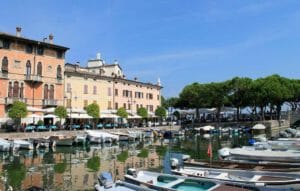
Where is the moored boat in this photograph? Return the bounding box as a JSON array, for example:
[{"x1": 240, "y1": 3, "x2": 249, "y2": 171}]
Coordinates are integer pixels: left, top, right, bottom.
[
  {"x1": 50, "y1": 135, "x2": 75, "y2": 146},
  {"x1": 13, "y1": 139, "x2": 34, "y2": 150},
  {"x1": 171, "y1": 166, "x2": 300, "y2": 189},
  {"x1": 218, "y1": 146, "x2": 300, "y2": 163},
  {"x1": 0, "y1": 138, "x2": 12, "y2": 152}
]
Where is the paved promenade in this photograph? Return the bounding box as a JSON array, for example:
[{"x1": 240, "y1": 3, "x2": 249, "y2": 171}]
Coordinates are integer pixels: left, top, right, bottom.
[{"x1": 0, "y1": 125, "x2": 181, "y2": 140}]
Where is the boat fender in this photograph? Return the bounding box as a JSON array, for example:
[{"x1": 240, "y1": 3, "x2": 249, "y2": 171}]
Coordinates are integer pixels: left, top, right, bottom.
[{"x1": 255, "y1": 182, "x2": 265, "y2": 187}]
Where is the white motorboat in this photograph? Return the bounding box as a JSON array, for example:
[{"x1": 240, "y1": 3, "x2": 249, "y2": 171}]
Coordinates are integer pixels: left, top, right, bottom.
[
  {"x1": 0, "y1": 139, "x2": 12, "y2": 151},
  {"x1": 124, "y1": 168, "x2": 264, "y2": 191},
  {"x1": 50, "y1": 135, "x2": 75, "y2": 146},
  {"x1": 219, "y1": 146, "x2": 300, "y2": 163},
  {"x1": 13, "y1": 140, "x2": 34, "y2": 150},
  {"x1": 172, "y1": 166, "x2": 300, "y2": 189},
  {"x1": 86, "y1": 130, "x2": 119, "y2": 143},
  {"x1": 74, "y1": 134, "x2": 87, "y2": 145}
]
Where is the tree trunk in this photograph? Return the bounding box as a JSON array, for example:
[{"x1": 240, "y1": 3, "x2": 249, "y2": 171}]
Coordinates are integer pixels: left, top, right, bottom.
[
  {"x1": 276, "y1": 103, "x2": 281, "y2": 120},
  {"x1": 260, "y1": 106, "x2": 264, "y2": 121},
  {"x1": 236, "y1": 107, "x2": 240, "y2": 121}
]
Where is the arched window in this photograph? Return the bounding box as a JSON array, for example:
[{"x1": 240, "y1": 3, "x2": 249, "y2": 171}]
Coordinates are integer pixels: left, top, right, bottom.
[
  {"x1": 13, "y1": 81, "x2": 19, "y2": 98},
  {"x1": 57, "y1": 65, "x2": 62, "y2": 79},
  {"x1": 20, "y1": 83, "x2": 24, "y2": 98},
  {"x1": 2, "y1": 57, "x2": 8, "y2": 72},
  {"x1": 49, "y1": 85, "x2": 54, "y2": 99},
  {"x1": 8, "y1": 82, "x2": 12, "y2": 97},
  {"x1": 26, "y1": 60, "x2": 31, "y2": 76},
  {"x1": 44, "y1": 84, "x2": 48, "y2": 99},
  {"x1": 37, "y1": 62, "x2": 42, "y2": 76}
]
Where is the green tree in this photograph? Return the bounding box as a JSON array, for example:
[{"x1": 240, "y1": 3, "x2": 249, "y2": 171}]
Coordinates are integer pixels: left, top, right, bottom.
[
  {"x1": 85, "y1": 103, "x2": 100, "y2": 128},
  {"x1": 155, "y1": 106, "x2": 166, "y2": 121},
  {"x1": 162, "y1": 96, "x2": 179, "y2": 109},
  {"x1": 228, "y1": 77, "x2": 253, "y2": 120},
  {"x1": 117, "y1": 107, "x2": 128, "y2": 118},
  {"x1": 54, "y1": 106, "x2": 67, "y2": 128},
  {"x1": 86, "y1": 156, "x2": 100, "y2": 171},
  {"x1": 8, "y1": 101, "x2": 27, "y2": 129},
  {"x1": 137, "y1": 107, "x2": 148, "y2": 119}
]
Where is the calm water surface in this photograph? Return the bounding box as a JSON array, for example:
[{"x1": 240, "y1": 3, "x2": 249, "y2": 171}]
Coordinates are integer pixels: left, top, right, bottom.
[{"x1": 0, "y1": 132, "x2": 251, "y2": 190}]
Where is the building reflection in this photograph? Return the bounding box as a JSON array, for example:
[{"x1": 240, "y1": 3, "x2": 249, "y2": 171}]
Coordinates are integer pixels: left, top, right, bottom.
[{"x1": 0, "y1": 140, "x2": 164, "y2": 190}]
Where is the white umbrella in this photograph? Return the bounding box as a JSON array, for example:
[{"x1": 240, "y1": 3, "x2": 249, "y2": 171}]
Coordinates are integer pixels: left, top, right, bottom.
[
  {"x1": 43, "y1": 114, "x2": 58, "y2": 118},
  {"x1": 27, "y1": 114, "x2": 42, "y2": 118}
]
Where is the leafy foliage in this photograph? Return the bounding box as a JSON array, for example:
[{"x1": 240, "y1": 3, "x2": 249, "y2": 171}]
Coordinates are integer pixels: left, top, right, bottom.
[
  {"x1": 117, "y1": 150, "x2": 129, "y2": 162},
  {"x1": 54, "y1": 106, "x2": 67, "y2": 119},
  {"x1": 4, "y1": 157, "x2": 26, "y2": 190},
  {"x1": 137, "y1": 148, "x2": 149, "y2": 158},
  {"x1": 8, "y1": 101, "x2": 27, "y2": 122},
  {"x1": 155, "y1": 106, "x2": 167, "y2": 119},
  {"x1": 85, "y1": 103, "x2": 100, "y2": 118},
  {"x1": 137, "y1": 107, "x2": 148, "y2": 118},
  {"x1": 54, "y1": 161, "x2": 67, "y2": 174},
  {"x1": 86, "y1": 156, "x2": 100, "y2": 171},
  {"x1": 117, "y1": 107, "x2": 128, "y2": 118}
]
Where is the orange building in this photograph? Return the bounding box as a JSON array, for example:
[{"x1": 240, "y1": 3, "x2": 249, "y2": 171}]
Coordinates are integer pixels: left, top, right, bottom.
[{"x1": 0, "y1": 27, "x2": 69, "y2": 123}]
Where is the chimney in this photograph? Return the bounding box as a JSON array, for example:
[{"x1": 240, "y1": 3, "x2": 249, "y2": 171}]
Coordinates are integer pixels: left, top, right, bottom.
[
  {"x1": 49, "y1": 34, "x2": 54, "y2": 44},
  {"x1": 16, "y1": 27, "x2": 21, "y2": 37}
]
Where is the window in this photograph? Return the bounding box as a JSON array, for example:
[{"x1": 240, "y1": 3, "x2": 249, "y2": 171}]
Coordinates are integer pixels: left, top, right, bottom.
[
  {"x1": 49, "y1": 85, "x2": 54, "y2": 99},
  {"x1": 136, "y1": 104, "x2": 139, "y2": 110},
  {"x1": 108, "y1": 101, "x2": 112, "y2": 109},
  {"x1": 115, "y1": 102, "x2": 118, "y2": 109},
  {"x1": 157, "y1": 95, "x2": 160, "y2": 100},
  {"x1": 44, "y1": 84, "x2": 48, "y2": 99},
  {"x1": 57, "y1": 50, "x2": 63, "y2": 59},
  {"x1": 20, "y1": 83, "x2": 24, "y2": 98},
  {"x1": 26, "y1": 60, "x2": 31, "y2": 76},
  {"x1": 37, "y1": 62, "x2": 42, "y2": 76},
  {"x1": 8, "y1": 82, "x2": 12, "y2": 97},
  {"x1": 84, "y1": 100, "x2": 88, "y2": 108},
  {"x1": 3, "y1": 39, "x2": 10, "y2": 49},
  {"x1": 57, "y1": 65, "x2": 62, "y2": 79},
  {"x1": 93, "y1": 86, "x2": 97, "y2": 94},
  {"x1": 66, "y1": 99, "x2": 71, "y2": 108},
  {"x1": 115, "y1": 89, "x2": 118, "y2": 96},
  {"x1": 13, "y1": 81, "x2": 19, "y2": 98},
  {"x1": 25, "y1": 44, "x2": 33, "y2": 54},
  {"x1": 67, "y1": 83, "x2": 71, "y2": 93},
  {"x1": 123, "y1": 103, "x2": 126, "y2": 109},
  {"x1": 150, "y1": 105, "x2": 153, "y2": 112},
  {"x1": 1, "y1": 57, "x2": 8, "y2": 72},
  {"x1": 84, "y1": 85, "x2": 88, "y2": 94},
  {"x1": 128, "y1": 104, "x2": 131, "y2": 110},
  {"x1": 37, "y1": 46, "x2": 44, "y2": 55},
  {"x1": 108, "y1": 87, "x2": 112, "y2": 96}
]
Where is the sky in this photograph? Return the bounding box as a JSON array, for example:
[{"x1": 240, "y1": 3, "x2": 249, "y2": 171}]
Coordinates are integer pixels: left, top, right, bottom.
[{"x1": 1, "y1": 0, "x2": 300, "y2": 98}]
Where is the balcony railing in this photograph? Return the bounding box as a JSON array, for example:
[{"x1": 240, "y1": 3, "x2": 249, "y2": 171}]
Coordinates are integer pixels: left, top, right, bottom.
[
  {"x1": 56, "y1": 78, "x2": 63, "y2": 84},
  {"x1": 5, "y1": 97, "x2": 27, "y2": 105},
  {"x1": 43, "y1": 99, "x2": 58, "y2": 106},
  {"x1": 0, "y1": 72, "x2": 8, "y2": 79},
  {"x1": 25, "y1": 75, "x2": 43, "y2": 83}
]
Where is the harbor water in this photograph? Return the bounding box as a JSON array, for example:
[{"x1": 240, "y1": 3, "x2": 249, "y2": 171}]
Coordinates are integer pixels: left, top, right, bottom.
[{"x1": 0, "y1": 131, "x2": 251, "y2": 190}]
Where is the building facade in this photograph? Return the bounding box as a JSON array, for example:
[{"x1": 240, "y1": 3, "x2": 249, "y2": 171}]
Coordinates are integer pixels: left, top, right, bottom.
[
  {"x1": 64, "y1": 53, "x2": 162, "y2": 117},
  {"x1": 0, "y1": 28, "x2": 69, "y2": 123}
]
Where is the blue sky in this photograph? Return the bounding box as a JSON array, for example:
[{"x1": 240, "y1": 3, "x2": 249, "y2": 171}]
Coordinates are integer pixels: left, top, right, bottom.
[{"x1": 1, "y1": 0, "x2": 300, "y2": 97}]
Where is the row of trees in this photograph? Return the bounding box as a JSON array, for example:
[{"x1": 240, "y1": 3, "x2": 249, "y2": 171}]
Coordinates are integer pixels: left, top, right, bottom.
[
  {"x1": 8, "y1": 101, "x2": 167, "y2": 129},
  {"x1": 163, "y1": 74, "x2": 300, "y2": 121}
]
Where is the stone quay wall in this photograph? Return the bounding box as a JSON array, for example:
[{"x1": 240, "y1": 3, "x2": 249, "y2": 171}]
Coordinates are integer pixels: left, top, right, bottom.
[{"x1": 0, "y1": 125, "x2": 181, "y2": 140}]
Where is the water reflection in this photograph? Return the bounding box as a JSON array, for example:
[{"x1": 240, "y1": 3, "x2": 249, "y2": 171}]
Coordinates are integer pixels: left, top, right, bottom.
[{"x1": 0, "y1": 133, "x2": 251, "y2": 190}]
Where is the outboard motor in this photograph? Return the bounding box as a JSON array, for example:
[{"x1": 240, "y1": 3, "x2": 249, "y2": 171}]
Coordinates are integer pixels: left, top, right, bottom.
[
  {"x1": 170, "y1": 158, "x2": 179, "y2": 169},
  {"x1": 218, "y1": 148, "x2": 230, "y2": 160}
]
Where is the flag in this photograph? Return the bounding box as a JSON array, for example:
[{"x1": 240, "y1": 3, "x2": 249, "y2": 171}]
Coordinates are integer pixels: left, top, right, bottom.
[{"x1": 207, "y1": 143, "x2": 212, "y2": 158}]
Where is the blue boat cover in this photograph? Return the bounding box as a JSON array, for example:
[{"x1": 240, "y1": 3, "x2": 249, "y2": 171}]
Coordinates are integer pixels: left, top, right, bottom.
[{"x1": 101, "y1": 172, "x2": 113, "y2": 180}]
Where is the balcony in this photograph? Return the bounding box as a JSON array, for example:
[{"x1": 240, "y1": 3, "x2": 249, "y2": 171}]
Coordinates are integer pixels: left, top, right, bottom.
[
  {"x1": 25, "y1": 75, "x2": 43, "y2": 83},
  {"x1": 0, "y1": 72, "x2": 8, "y2": 79},
  {"x1": 56, "y1": 78, "x2": 63, "y2": 84},
  {"x1": 5, "y1": 97, "x2": 27, "y2": 105},
  {"x1": 43, "y1": 99, "x2": 58, "y2": 106}
]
